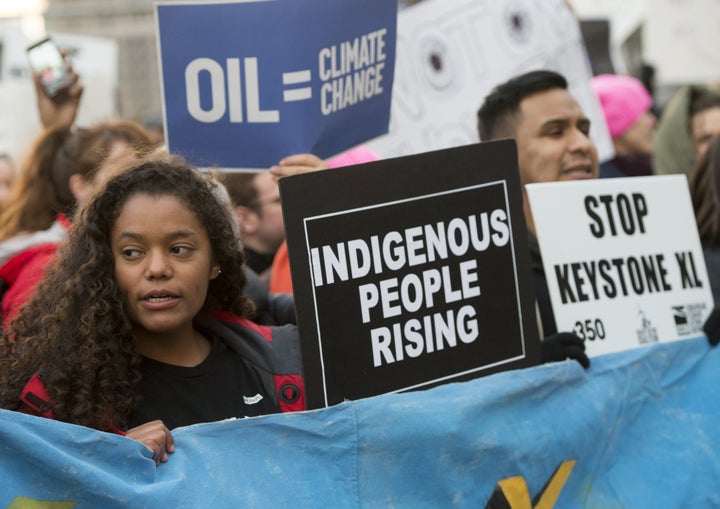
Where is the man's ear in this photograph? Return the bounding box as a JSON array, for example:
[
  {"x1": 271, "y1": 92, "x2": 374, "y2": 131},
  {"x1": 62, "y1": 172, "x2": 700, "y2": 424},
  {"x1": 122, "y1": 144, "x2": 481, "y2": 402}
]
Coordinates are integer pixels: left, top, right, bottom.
[
  {"x1": 235, "y1": 205, "x2": 258, "y2": 235},
  {"x1": 68, "y1": 173, "x2": 93, "y2": 204}
]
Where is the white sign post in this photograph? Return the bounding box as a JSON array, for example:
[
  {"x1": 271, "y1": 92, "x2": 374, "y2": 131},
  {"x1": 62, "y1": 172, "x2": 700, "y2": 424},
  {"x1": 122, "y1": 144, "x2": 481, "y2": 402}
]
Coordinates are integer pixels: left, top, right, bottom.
[{"x1": 527, "y1": 175, "x2": 713, "y2": 356}]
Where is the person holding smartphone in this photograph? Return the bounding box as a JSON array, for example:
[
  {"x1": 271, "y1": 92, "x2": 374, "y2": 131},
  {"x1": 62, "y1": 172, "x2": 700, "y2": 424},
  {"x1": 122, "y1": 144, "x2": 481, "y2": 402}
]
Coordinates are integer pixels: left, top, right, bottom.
[{"x1": 26, "y1": 37, "x2": 83, "y2": 129}]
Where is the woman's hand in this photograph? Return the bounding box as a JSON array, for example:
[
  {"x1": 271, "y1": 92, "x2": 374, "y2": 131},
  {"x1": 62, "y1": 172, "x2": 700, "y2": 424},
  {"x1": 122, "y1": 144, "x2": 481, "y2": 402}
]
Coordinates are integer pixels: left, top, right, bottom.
[{"x1": 125, "y1": 420, "x2": 175, "y2": 465}]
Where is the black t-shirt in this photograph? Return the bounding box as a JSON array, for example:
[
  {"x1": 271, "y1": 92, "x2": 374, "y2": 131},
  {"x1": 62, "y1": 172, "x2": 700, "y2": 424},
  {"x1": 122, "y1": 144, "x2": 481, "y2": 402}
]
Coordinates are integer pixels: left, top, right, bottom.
[{"x1": 129, "y1": 336, "x2": 281, "y2": 430}]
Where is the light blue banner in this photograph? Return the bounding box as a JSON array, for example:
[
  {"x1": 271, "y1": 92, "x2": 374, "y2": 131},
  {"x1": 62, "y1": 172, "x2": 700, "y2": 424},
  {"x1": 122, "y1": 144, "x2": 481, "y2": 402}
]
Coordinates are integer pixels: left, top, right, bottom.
[
  {"x1": 1, "y1": 337, "x2": 719, "y2": 508},
  {"x1": 156, "y1": 0, "x2": 397, "y2": 169}
]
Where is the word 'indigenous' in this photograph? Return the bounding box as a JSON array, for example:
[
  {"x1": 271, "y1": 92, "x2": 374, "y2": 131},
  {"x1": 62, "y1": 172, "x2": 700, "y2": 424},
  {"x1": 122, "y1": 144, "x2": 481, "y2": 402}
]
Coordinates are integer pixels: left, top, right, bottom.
[
  {"x1": 310, "y1": 209, "x2": 509, "y2": 287},
  {"x1": 319, "y1": 28, "x2": 387, "y2": 114}
]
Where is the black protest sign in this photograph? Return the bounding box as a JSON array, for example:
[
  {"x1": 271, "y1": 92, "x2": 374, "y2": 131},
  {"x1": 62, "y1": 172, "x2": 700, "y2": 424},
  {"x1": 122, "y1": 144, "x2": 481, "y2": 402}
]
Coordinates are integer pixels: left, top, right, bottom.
[{"x1": 280, "y1": 141, "x2": 540, "y2": 409}]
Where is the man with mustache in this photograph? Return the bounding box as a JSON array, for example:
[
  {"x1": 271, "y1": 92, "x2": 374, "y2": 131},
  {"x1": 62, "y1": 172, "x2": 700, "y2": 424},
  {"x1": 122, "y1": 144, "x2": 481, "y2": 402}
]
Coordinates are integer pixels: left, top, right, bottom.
[{"x1": 478, "y1": 70, "x2": 598, "y2": 366}]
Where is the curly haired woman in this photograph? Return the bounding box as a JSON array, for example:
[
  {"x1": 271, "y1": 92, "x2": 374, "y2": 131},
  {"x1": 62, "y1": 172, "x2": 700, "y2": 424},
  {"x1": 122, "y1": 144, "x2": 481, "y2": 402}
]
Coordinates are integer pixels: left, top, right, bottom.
[{"x1": 0, "y1": 155, "x2": 304, "y2": 464}]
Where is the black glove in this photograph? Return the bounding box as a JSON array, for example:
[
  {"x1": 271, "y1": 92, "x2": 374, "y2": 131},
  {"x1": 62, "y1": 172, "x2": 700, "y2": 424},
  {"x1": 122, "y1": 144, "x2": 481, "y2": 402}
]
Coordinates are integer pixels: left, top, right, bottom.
[
  {"x1": 540, "y1": 332, "x2": 590, "y2": 369},
  {"x1": 703, "y1": 305, "x2": 720, "y2": 346}
]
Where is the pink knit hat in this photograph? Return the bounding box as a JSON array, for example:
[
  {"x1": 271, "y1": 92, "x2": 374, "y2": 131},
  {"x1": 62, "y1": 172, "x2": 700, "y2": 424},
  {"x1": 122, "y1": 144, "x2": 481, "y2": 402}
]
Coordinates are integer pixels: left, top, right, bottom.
[
  {"x1": 327, "y1": 145, "x2": 379, "y2": 168},
  {"x1": 591, "y1": 74, "x2": 652, "y2": 139}
]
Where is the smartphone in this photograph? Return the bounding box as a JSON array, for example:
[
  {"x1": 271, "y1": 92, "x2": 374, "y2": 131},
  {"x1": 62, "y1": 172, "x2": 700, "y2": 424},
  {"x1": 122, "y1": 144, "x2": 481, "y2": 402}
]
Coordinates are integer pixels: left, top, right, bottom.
[{"x1": 26, "y1": 36, "x2": 73, "y2": 98}]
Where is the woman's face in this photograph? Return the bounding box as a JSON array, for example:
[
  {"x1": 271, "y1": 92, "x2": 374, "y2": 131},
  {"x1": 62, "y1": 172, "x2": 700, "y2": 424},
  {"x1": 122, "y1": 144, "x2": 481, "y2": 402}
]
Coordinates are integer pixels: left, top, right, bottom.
[
  {"x1": 110, "y1": 193, "x2": 220, "y2": 338},
  {"x1": 615, "y1": 111, "x2": 656, "y2": 157}
]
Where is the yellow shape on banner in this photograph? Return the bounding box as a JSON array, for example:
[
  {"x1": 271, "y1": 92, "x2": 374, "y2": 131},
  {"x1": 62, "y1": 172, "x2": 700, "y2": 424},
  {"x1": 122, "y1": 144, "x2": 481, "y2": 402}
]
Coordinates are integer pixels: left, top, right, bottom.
[
  {"x1": 6, "y1": 497, "x2": 77, "y2": 509},
  {"x1": 484, "y1": 460, "x2": 576, "y2": 509}
]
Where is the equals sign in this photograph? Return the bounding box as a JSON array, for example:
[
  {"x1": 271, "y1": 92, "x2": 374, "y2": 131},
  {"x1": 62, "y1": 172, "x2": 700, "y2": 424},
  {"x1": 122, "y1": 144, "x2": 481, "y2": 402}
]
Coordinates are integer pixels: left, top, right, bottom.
[{"x1": 282, "y1": 70, "x2": 312, "y2": 102}]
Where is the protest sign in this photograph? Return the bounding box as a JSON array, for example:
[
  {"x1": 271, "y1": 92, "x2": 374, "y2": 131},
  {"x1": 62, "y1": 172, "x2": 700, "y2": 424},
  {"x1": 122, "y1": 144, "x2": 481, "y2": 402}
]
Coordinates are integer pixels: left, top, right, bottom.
[
  {"x1": 366, "y1": 0, "x2": 614, "y2": 164},
  {"x1": 280, "y1": 140, "x2": 539, "y2": 409},
  {"x1": 0, "y1": 27, "x2": 117, "y2": 162},
  {"x1": 156, "y1": 0, "x2": 396, "y2": 169},
  {"x1": 526, "y1": 175, "x2": 714, "y2": 356},
  {"x1": 1, "y1": 337, "x2": 719, "y2": 508}
]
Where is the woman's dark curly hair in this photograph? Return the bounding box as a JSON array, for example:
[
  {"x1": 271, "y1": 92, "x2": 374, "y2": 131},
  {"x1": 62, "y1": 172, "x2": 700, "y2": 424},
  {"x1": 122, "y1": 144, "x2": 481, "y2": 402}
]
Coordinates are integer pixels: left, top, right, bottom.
[{"x1": 0, "y1": 154, "x2": 254, "y2": 431}]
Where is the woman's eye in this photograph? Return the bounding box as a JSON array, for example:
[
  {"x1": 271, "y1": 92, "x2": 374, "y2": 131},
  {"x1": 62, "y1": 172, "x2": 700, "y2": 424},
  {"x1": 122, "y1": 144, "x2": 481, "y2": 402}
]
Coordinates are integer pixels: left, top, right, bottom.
[
  {"x1": 121, "y1": 248, "x2": 142, "y2": 259},
  {"x1": 171, "y1": 245, "x2": 193, "y2": 256}
]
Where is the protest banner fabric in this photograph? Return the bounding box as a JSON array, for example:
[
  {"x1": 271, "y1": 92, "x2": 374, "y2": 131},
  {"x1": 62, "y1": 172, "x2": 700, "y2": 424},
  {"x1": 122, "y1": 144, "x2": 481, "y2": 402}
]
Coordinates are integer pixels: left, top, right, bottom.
[
  {"x1": 1, "y1": 337, "x2": 719, "y2": 508},
  {"x1": 156, "y1": 0, "x2": 396, "y2": 169}
]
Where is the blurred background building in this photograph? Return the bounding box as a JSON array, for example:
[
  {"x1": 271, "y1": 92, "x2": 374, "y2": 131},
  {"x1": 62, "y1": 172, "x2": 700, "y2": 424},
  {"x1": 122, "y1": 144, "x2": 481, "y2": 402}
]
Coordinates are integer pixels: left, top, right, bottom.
[{"x1": 43, "y1": 0, "x2": 159, "y2": 124}]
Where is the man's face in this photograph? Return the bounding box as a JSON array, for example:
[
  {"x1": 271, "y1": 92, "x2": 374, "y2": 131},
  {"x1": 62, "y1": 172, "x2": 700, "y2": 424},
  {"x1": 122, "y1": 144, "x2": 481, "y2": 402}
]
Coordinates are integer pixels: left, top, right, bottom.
[
  {"x1": 514, "y1": 88, "x2": 599, "y2": 186},
  {"x1": 251, "y1": 172, "x2": 286, "y2": 254},
  {"x1": 690, "y1": 106, "x2": 720, "y2": 159}
]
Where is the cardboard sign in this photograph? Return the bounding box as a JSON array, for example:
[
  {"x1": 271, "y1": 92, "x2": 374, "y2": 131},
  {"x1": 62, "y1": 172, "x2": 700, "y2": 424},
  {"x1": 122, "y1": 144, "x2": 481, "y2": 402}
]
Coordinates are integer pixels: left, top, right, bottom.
[
  {"x1": 156, "y1": 0, "x2": 397, "y2": 169},
  {"x1": 366, "y1": 0, "x2": 614, "y2": 164},
  {"x1": 280, "y1": 140, "x2": 540, "y2": 408},
  {"x1": 526, "y1": 175, "x2": 714, "y2": 356}
]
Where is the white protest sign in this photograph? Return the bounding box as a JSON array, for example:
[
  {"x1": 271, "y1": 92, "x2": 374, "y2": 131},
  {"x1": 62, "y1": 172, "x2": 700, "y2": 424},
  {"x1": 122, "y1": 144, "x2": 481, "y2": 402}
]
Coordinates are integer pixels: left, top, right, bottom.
[
  {"x1": 644, "y1": 0, "x2": 720, "y2": 85},
  {"x1": 0, "y1": 27, "x2": 117, "y2": 161},
  {"x1": 527, "y1": 176, "x2": 713, "y2": 357},
  {"x1": 367, "y1": 0, "x2": 614, "y2": 163}
]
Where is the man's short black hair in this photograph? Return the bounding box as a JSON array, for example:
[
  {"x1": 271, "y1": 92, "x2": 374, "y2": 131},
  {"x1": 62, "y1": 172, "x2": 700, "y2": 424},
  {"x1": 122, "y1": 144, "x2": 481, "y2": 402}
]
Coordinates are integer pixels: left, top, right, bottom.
[{"x1": 477, "y1": 70, "x2": 569, "y2": 140}]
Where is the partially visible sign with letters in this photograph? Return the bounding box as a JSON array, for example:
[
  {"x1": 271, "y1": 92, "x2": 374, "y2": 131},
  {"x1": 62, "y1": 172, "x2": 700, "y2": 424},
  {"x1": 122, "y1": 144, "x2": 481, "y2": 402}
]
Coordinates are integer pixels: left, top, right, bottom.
[
  {"x1": 156, "y1": 0, "x2": 397, "y2": 169},
  {"x1": 527, "y1": 175, "x2": 714, "y2": 356}
]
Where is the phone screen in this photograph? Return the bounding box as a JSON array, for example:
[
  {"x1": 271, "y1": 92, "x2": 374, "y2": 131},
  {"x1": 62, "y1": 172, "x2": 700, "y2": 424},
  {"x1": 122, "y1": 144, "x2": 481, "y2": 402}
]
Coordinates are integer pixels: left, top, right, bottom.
[{"x1": 26, "y1": 38, "x2": 71, "y2": 98}]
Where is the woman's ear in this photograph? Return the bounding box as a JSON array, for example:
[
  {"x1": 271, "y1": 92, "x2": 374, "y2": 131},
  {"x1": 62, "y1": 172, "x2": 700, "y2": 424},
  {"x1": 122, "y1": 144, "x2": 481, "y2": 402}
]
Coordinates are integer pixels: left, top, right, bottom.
[{"x1": 210, "y1": 263, "x2": 222, "y2": 280}]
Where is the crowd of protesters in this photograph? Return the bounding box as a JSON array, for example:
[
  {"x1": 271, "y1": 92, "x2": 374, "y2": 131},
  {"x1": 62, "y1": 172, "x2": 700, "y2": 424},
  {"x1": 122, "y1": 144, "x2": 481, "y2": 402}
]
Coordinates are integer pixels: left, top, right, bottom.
[{"x1": 0, "y1": 16, "x2": 719, "y2": 467}]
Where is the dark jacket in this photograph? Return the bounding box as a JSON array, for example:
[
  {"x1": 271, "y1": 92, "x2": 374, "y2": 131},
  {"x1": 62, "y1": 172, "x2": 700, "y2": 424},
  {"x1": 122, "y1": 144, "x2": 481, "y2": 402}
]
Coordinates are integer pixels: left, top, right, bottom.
[{"x1": 528, "y1": 233, "x2": 557, "y2": 338}]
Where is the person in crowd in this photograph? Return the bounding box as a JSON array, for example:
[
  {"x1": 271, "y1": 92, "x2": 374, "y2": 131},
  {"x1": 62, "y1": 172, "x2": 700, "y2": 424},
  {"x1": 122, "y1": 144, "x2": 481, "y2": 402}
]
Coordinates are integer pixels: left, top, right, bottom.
[
  {"x1": 688, "y1": 134, "x2": 720, "y2": 303},
  {"x1": 653, "y1": 85, "x2": 720, "y2": 175},
  {"x1": 221, "y1": 171, "x2": 286, "y2": 281},
  {"x1": 591, "y1": 73, "x2": 656, "y2": 178},
  {"x1": 0, "y1": 155, "x2": 305, "y2": 465},
  {"x1": 0, "y1": 121, "x2": 155, "y2": 328},
  {"x1": 0, "y1": 154, "x2": 16, "y2": 208},
  {"x1": 267, "y1": 147, "x2": 378, "y2": 295},
  {"x1": 32, "y1": 49, "x2": 84, "y2": 131},
  {"x1": 141, "y1": 114, "x2": 166, "y2": 147},
  {"x1": 477, "y1": 69, "x2": 595, "y2": 367},
  {"x1": 211, "y1": 173, "x2": 296, "y2": 326}
]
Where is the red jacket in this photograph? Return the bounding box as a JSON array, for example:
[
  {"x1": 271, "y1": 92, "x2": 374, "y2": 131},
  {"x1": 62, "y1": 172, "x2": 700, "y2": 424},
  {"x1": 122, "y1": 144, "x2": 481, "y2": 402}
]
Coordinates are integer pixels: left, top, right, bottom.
[
  {"x1": 0, "y1": 216, "x2": 70, "y2": 330},
  {"x1": 0, "y1": 243, "x2": 59, "y2": 329}
]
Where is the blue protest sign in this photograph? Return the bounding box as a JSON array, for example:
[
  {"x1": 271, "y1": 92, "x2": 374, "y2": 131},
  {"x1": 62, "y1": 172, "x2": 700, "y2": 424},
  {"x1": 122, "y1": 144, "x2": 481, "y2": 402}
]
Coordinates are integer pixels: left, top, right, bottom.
[{"x1": 156, "y1": 0, "x2": 397, "y2": 169}]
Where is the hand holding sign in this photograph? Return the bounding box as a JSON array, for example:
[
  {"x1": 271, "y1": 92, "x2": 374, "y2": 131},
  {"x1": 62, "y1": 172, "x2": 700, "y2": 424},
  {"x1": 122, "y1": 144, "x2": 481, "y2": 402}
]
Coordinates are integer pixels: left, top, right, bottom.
[{"x1": 269, "y1": 153, "x2": 329, "y2": 181}]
